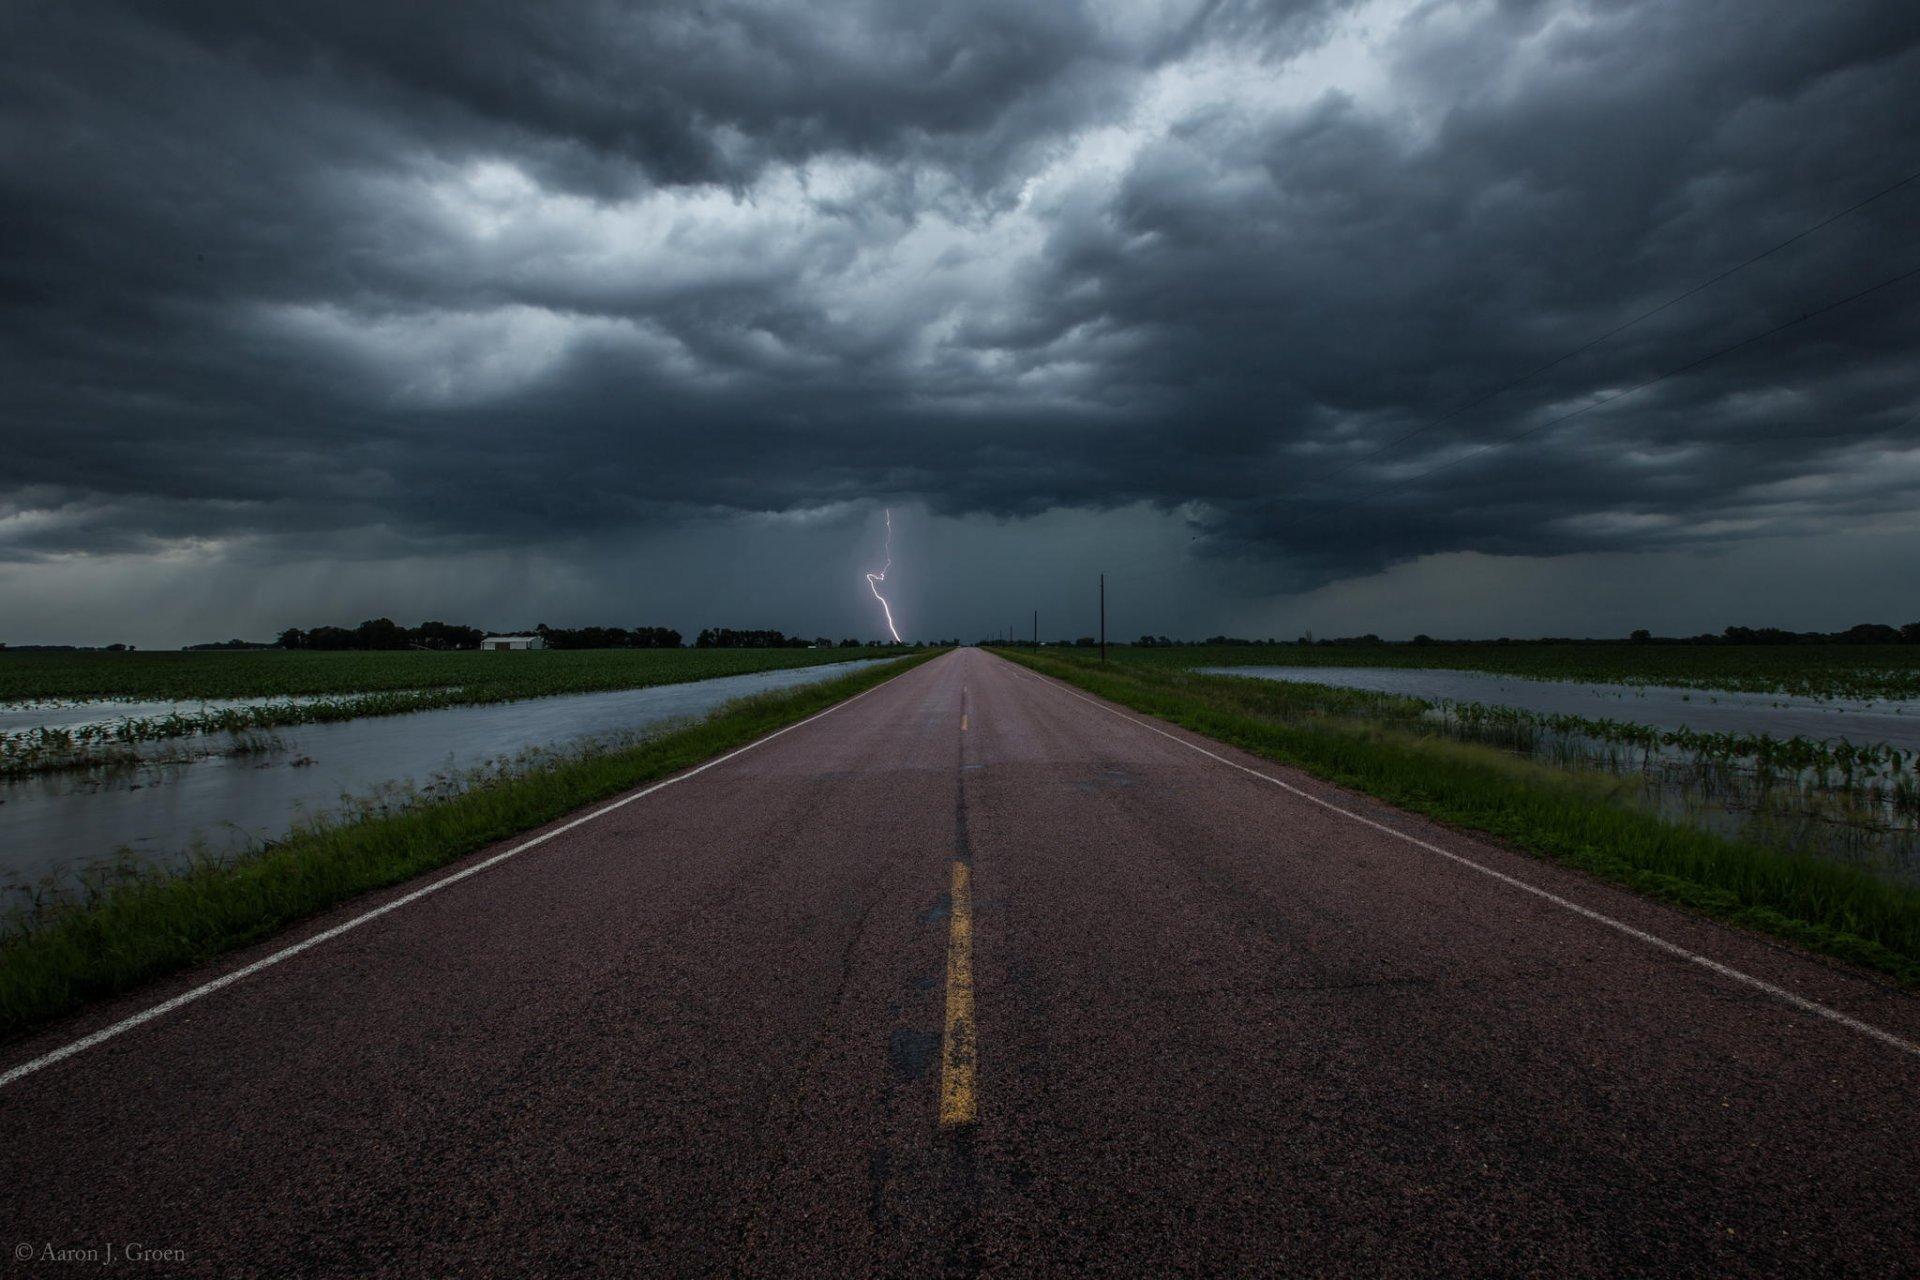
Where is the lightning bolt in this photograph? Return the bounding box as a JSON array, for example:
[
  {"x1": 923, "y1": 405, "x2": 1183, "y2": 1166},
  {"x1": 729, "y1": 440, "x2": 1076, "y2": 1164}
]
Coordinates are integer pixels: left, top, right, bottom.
[{"x1": 866, "y1": 508, "x2": 903, "y2": 643}]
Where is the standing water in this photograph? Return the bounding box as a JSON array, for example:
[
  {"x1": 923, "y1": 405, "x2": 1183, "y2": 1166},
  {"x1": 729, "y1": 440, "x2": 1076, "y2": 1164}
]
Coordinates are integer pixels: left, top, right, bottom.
[
  {"x1": 1199, "y1": 665, "x2": 1920, "y2": 882},
  {"x1": 0, "y1": 659, "x2": 889, "y2": 892},
  {"x1": 1197, "y1": 667, "x2": 1920, "y2": 753}
]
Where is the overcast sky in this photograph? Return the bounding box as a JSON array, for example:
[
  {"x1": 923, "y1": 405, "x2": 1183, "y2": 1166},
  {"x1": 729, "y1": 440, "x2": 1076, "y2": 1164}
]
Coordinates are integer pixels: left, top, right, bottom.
[{"x1": 3, "y1": 0, "x2": 1917, "y2": 646}]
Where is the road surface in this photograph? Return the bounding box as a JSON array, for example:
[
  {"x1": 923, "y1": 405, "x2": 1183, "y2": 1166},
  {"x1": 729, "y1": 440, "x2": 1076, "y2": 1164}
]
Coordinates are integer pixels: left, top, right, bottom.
[{"x1": 3, "y1": 647, "x2": 1917, "y2": 1276}]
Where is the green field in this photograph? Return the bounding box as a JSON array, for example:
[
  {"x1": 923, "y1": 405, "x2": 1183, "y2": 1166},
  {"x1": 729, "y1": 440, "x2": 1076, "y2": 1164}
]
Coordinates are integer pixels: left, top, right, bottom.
[
  {"x1": 995, "y1": 647, "x2": 1920, "y2": 985},
  {"x1": 0, "y1": 646, "x2": 913, "y2": 703},
  {"x1": 1118, "y1": 642, "x2": 1920, "y2": 701}
]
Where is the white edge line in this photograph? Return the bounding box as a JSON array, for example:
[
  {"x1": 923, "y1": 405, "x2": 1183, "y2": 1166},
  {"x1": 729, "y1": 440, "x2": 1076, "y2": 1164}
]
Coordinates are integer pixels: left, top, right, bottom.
[
  {"x1": 1001, "y1": 658, "x2": 1920, "y2": 1061},
  {"x1": 0, "y1": 664, "x2": 917, "y2": 1091}
]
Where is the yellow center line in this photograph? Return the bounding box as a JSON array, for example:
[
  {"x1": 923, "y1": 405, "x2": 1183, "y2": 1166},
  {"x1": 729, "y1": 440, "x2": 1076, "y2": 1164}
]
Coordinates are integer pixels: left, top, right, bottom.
[
  {"x1": 939, "y1": 859, "x2": 978, "y2": 1127},
  {"x1": 960, "y1": 713, "x2": 969, "y2": 731}
]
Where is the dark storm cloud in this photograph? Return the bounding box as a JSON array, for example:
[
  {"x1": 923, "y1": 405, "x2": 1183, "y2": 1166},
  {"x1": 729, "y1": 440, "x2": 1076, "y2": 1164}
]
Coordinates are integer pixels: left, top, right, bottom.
[{"x1": 3, "y1": 0, "x2": 1918, "y2": 587}]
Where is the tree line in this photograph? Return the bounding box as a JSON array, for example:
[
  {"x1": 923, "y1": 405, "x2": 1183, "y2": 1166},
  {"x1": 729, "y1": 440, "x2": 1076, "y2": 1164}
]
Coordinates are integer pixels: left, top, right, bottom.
[
  {"x1": 531, "y1": 624, "x2": 683, "y2": 650},
  {"x1": 1124, "y1": 623, "x2": 1920, "y2": 647},
  {"x1": 1688, "y1": 623, "x2": 1920, "y2": 645},
  {"x1": 694, "y1": 628, "x2": 890, "y2": 649},
  {"x1": 267, "y1": 619, "x2": 910, "y2": 651},
  {"x1": 274, "y1": 619, "x2": 684, "y2": 651}
]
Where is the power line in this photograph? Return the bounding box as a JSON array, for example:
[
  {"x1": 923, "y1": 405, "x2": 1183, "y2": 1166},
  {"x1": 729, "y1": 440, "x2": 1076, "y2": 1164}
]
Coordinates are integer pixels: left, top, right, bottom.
[{"x1": 1274, "y1": 165, "x2": 1920, "y2": 498}]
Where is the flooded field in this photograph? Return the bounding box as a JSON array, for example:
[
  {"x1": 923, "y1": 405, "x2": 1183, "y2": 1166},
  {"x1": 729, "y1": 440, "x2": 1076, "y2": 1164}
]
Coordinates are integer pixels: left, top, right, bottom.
[
  {"x1": 0, "y1": 645, "x2": 913, "y2": 776},
  {"x1": 0, "y1": 696, "x2": 326, "y2": 735},
  {"x1": 1198, "y1": 666, "x2": 1920, "y2": 752},
  {"x1": 0, "y1": 659, "x2": 886, "y2": 895},
  {"x1": 1198, "y1": 665, "x2": 1920, "y2": 883}
]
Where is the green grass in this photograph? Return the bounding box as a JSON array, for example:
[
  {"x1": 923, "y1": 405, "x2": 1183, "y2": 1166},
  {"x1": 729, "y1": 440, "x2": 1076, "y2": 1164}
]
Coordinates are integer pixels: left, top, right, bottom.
[
  {"x1": 0, "y1": 650, "x2": 941, "y2": 1038},
  {"x1": 995, "y1": 647, "x2": 1920, "y2": 985},
  {"x1": 1126, "y1": 641, "x2": 1920, "y2": 701}
]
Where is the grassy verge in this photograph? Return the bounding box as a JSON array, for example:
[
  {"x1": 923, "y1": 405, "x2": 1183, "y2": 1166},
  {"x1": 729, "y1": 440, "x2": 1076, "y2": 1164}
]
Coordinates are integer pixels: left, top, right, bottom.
[
  {"x1": 995, "y1": 648, "x2": 1920, "y2": 985},
  {"x1": 0, "y1": 650, "x2": 942, "y2": 1039}
]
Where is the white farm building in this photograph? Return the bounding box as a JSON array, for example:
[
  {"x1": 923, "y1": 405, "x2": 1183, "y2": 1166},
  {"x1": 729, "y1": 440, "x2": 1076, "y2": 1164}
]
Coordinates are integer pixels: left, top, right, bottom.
[{"x1": 481, "y1": 634, "x2": 545, "y2": 651}]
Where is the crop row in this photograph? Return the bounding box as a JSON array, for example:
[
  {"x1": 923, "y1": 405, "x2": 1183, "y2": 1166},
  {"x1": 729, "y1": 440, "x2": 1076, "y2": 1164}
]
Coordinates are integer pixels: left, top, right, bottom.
[{"x1": 1438, "y1": 700, "x2": 1917, "y2": 780}]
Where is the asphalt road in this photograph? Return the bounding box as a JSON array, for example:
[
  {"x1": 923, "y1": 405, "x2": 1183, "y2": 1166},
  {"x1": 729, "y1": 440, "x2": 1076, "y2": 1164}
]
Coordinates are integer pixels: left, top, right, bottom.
[{"x1": 4, "y1": 647, "x2": 1918, "y2": 1277}]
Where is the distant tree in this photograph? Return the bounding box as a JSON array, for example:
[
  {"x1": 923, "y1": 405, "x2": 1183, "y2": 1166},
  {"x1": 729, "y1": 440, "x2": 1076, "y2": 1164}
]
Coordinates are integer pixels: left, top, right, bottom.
[
  {"x1": 183, "y1": 638, "x2": 275, "y2": 650},
  {"x1": 696, "y1": 627, "x2": 797, "y2": 648},
  {"x1": 413, "y1": 620, "x2": 484, "y2": 650},
  {"x1": 1074, "y1": 635, "x2": 1096, "y2": 647},
  {"x1": 1629, "y1": 629, "x2": 1652, "y2": 644},
  {"x1": 304, "y1": 625, "x2": 356, "y2": 650},
  {"x1": 527, "y1": 623, "x2": 680, "y2": 649},
  {"x1": 353, "y1": 618, "x2": 410, "y2": 650},
  {"x1": 1412, "y1": 634, "x2": 1434, "y2": 645},
  {"x1": 276, "y1": 627, "x2": 307, "y2": 650},
  {"x1": 1903, "y1": 622, "x2": 1920, "y2": 644}
]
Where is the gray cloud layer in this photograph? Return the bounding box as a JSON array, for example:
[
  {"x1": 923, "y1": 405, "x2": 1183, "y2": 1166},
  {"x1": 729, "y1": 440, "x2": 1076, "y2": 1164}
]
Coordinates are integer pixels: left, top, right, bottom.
[{"x1": 4, "y1": 0, "x2": 1918, "y2": 605}]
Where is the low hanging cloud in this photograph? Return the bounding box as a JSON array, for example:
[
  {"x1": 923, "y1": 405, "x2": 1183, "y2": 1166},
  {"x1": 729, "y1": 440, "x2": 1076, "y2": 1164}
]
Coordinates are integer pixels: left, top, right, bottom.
[{"x1": 3, "y1": 0, "x2": 1919, "y2": 600}]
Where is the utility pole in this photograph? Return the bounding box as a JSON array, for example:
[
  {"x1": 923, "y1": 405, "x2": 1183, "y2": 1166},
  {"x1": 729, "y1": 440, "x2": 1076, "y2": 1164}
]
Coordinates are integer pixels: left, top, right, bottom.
[
  {"x1": 1099, "y1": 573, "x2": 1107, "y2": 663},
  {"x1": 1032, "y1": 609, "x2": 1037, "y2": 647}
]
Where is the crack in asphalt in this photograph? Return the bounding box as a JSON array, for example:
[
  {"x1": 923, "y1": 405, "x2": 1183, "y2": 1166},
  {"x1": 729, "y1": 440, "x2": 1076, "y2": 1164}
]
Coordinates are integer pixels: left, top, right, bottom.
[{"x1": 729, "y1": 858, "x2": 900, "y2": 1273}]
